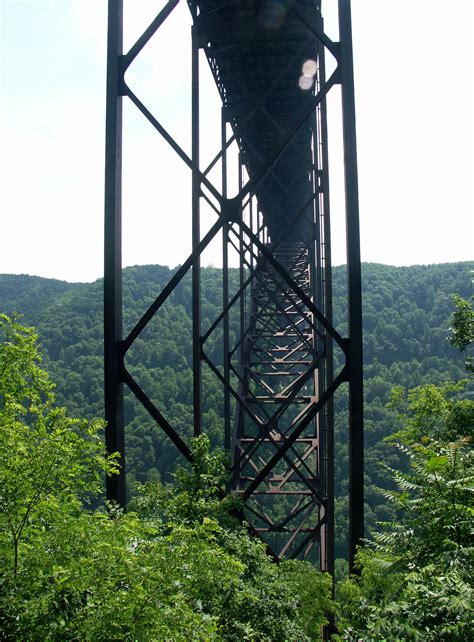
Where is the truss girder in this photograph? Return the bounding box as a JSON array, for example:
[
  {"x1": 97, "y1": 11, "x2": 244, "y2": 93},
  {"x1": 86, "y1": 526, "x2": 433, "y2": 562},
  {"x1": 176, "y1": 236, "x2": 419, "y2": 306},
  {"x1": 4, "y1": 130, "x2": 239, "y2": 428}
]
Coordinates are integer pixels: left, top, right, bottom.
[
  {"x1": 104, "y1": 0, "x2": 363, "y2": 575},
  {"x1": 232, "y1": 241, "x2": 328, "y2": 562},
  {"x1": 194, "y1": 0, "x2": 333, "y2": 240}
]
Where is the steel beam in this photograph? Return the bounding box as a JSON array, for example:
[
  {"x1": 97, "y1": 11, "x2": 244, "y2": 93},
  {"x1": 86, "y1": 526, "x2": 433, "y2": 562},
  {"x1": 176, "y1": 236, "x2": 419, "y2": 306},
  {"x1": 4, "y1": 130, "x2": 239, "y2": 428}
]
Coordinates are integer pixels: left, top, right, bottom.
[
  {"x1": 338, "y1": 0, "x2": 364, "y2": 574},
  {"x1": 104, "y1": 0, "x2": 125, "y2": 507},
  {"x1": 192, "y1": 19, "x2": 202, "y2": 437},
  {"x1": 103, "y1": 0, "x2": 363, "y2": 578}
]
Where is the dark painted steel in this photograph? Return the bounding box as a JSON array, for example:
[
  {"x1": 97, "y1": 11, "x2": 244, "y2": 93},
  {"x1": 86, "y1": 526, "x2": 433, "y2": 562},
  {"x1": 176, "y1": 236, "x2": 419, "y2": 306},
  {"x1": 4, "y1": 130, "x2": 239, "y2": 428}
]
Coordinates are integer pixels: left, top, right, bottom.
[
  {"x1": 318, "y1": 31, "x2": 335, "y2": 580},
  {"x1": 192, "y1": 21, "x2": 202, "y2": 437},
  {"x1": 221, "y1": 109, "x2": 231, "y2": 453},
  {"x1": 338, "y1": 0, "x2": 364, "y2": 574},
  {"x1": 230, "y1": 235, "x2": 333, "y2": 562},
  {"x1": 238, "y1": 157, "x2": 245, "y2": 389},
  {"x1": 122, "y1": 364, "x2": 193, "y2": 461},
  {"x1": 104, "y1": 0, "x2": 126, "y2": 507},
  {"x1": 104, "y1": 0, "x2": 363, "y2": 579},
  {"x1": 123, "y1": 0, "x2": 179, "y2": 68}
]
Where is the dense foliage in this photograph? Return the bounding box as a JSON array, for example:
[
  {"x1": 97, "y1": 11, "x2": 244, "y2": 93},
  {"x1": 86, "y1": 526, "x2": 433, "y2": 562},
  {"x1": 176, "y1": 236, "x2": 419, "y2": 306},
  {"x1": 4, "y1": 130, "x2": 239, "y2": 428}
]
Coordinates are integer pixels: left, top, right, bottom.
[
  {"x1": 449, "y1": 292, "x2": 474, "y2": 372},
  {"x1": 335, "y1": 381, "x2": 473, "y2": 639},
  {"x1": 1, "y1": 263, "x2": 472, "y2": 638},
  {"x1": 0, "y1": 262, "x2": 470, "y2": 560},
  {"x1": 0, "y1": 315, "x2": 332, "y2": 639},
  {"x1": 332, "y1": 290, "x2": 474, "y2": 638}
]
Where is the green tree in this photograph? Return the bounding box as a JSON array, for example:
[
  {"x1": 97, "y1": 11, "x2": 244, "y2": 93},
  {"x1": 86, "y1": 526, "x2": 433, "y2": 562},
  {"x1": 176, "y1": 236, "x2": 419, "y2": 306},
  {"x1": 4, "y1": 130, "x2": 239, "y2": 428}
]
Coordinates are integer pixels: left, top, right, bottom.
[
  {"x1": 0, "y1": 315, "x2": 332, "y2": 640},
  {"x1": 133, "y1": 435, "x2": 334, "y2": 640},
  {"x1": 449, "y1": 293, "x2": 473, "y2": 371},
  {"x1": 335, "y1": 382, "x2": 474, "y2": 640},
  {"x1": 0, "y1": 314, "x2": 118, "y2": 577}
]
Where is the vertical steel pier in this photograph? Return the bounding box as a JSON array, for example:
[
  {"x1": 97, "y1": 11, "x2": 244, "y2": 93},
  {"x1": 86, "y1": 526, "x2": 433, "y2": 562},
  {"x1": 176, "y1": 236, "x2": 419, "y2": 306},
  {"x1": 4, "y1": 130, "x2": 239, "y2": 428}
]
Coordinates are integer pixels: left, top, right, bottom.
[
  {"x1": 104, "y1": 0, "x2": 363, "y2": 573},
  {"x1": 104, "y1": 0, "x2": 125, "y2": 507}
]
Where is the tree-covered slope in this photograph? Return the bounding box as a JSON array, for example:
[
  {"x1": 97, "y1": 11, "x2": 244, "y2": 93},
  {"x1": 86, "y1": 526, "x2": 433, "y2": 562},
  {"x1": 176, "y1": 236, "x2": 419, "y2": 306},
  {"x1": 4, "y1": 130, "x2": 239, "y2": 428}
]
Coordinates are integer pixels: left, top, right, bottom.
[
  {"x1": 0, "y1": 315, "x2": 333, "y2": 639},
  {"x1": 0, "y1": 274, "x2": 79, "y2": 320},
  {"x1": 1, "y1": 262, "x2": 471, "y2": 553}
]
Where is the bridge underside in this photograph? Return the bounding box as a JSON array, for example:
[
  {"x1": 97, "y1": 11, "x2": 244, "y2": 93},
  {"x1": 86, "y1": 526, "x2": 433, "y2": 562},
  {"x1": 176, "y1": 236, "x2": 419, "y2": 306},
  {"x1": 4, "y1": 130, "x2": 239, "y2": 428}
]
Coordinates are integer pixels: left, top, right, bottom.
[
  {"x1": 232, "y1": 241, "x2": 329, "y2": 563},
  {"x1": 195, "y1": 0, "x2": 320, "y2": 241},
  {"x1": 104, "y1": 0, "x2": 363, "y2": 573},
  {"x1": 195, "y1": 0, "x2": 337, "y2": 568}
]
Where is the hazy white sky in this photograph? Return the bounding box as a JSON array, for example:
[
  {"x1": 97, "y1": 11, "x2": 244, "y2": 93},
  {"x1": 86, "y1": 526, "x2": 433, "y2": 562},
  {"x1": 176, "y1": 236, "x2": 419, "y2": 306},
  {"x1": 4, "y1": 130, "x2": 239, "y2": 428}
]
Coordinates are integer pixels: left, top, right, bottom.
[{"x1": 1, "y1": 0, "x2": 473, "y2": 283}]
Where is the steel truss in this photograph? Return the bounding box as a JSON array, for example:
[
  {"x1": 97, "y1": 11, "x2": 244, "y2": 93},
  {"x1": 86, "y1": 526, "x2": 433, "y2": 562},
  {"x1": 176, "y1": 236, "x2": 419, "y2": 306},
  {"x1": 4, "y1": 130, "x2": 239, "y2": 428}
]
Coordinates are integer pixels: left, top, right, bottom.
[{"x1": 104, "y1": 0, "x2": 363, "y2": 573}]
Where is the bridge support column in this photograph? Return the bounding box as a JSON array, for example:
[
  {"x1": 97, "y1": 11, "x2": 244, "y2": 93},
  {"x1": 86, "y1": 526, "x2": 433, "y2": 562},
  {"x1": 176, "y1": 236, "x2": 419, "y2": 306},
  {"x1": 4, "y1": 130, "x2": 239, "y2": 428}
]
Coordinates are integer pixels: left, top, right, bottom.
[
  {"x1": 104, "y1": 0, "x2": 125, "y2": 507},
  {"x1": 103, "y1": 0, "x2": 363, "y2": 576}
]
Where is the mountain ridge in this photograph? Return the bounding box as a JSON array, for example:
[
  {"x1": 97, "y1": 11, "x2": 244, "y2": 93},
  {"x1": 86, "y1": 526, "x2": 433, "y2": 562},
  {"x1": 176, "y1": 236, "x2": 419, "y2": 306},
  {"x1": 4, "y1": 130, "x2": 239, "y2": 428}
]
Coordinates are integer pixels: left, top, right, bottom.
[{"x1": 1, "y1": 261, "x2": 471, "y2": 555}]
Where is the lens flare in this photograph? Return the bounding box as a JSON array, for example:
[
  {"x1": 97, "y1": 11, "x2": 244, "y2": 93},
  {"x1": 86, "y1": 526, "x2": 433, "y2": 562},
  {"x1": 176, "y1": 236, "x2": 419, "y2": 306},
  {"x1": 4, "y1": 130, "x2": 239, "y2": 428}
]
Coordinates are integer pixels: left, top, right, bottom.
[
  {"x1": 298, "y1": 75, "x2": 313, "y2": 90},
  {"x1": 302, "y1": 59, "x2": 317, "y2": 77}
]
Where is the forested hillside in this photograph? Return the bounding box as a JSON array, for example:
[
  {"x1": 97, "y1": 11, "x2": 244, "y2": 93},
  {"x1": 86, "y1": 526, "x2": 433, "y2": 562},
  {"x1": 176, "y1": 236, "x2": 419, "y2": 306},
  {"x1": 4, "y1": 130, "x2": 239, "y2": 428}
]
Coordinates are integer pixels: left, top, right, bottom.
[
  {"x1": 1, "y1": 262, "x2": 471, "y2": 556},
  {"x1": 0, "y1": 316, "x2": 333, "y2": 638}
]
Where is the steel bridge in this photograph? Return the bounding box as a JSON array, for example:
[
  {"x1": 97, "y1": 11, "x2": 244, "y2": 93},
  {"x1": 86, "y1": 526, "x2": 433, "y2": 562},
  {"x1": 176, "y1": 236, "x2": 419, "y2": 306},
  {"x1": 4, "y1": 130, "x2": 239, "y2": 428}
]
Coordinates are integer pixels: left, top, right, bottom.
[{"x1": 104, "y1": 0, "x2": 363, "y2": 575}]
